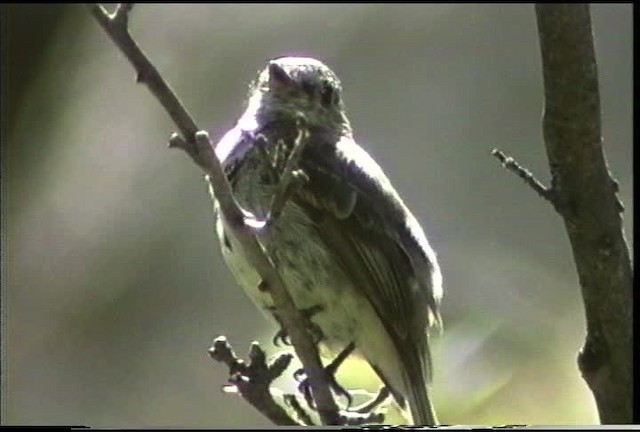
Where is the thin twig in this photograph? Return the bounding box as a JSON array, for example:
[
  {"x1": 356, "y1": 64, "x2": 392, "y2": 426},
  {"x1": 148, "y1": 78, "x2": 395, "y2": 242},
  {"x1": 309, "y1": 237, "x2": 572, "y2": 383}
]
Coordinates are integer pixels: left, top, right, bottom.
[
  {"x1": 209, "y1": 337, "x2": 300, "y2": 426},
  {"x1": 88, "y1": 4, "x2": 199, "y2": 150},
  {"x1": 491, "y1": 148, "x2": 556, "y2": 205},
  {"x1": 88, "y1": 3, "x2": 341, "y2": 425}
]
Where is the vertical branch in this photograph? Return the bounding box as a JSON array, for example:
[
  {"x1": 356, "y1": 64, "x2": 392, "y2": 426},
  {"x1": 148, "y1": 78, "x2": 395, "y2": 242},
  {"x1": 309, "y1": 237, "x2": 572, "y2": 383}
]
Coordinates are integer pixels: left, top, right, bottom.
[{"x1": 535, "y1": 4, "x2": 632, "y2": 423}]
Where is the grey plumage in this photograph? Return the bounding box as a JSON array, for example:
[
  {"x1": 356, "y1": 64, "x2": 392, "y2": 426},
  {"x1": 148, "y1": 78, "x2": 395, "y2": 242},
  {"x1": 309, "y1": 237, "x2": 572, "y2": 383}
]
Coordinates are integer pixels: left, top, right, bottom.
[{"x1": 212, "y1": 57, "x2": 442, "y2": 425}]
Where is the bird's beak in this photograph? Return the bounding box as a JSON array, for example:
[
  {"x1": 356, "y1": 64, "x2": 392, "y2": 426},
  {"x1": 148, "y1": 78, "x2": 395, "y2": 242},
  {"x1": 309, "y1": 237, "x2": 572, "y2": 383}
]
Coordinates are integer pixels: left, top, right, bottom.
[{"x1": 268, "y1": 62, "x2": 296, "y2": 90}]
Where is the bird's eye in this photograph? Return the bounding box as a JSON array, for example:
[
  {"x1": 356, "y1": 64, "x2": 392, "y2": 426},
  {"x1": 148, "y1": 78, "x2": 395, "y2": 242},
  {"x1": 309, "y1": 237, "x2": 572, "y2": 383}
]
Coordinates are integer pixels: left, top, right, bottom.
[
  {"x1": 321, "y1": 82, "x2": 338, "y2": 106},
  {"x1": 301, "y1": 80, "x2": 315, "y2": 97}
]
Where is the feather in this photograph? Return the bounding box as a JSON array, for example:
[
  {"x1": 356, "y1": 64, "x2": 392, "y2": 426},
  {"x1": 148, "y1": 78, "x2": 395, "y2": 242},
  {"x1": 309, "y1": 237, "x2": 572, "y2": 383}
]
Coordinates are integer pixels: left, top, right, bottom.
[{"x1": 292, "y1": 134, "x2": 441, "y2": 425}]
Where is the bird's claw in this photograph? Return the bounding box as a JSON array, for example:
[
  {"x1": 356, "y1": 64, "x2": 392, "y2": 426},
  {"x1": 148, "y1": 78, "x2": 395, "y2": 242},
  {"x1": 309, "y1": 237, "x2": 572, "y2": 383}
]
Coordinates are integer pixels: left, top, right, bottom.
[
  {"x1": 349, "y1": 386, "x2": 391, "y2": 414},
  {"x1": 272, "y1": 328, "x2": 292, "y2": 347},
  {"x1": 295, "y1": 367, "x2": 354, "y2": 410},
  {"x1": 271, "y1": 305, "x2": 325, "y2": 347},
  {"x1": 295, "y1": 342, "x2": 356, "y2": 410}
]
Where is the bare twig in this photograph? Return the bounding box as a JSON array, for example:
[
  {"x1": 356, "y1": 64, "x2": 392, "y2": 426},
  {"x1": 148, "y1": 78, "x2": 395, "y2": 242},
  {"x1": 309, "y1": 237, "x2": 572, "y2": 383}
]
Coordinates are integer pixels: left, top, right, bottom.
[
  {"x1": 88, "y1": 3, "x2": 341, "y2": 425},
  {"x1": 88, "y1": 4, "x2": 199, "y2": 156},
  {"x1": 534, "y1": 4, "x2": 632, "y2": 423},
  {"x1": 491, "y1": 149, "x2": 556, "y2": 206},
  {"x1": 209, "y1": 337, "x2": 301, "y2": 426}
]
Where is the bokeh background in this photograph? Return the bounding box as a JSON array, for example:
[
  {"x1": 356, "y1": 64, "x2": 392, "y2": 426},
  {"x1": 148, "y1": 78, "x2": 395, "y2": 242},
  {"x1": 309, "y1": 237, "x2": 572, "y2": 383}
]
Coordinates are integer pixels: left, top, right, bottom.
[{"x1": 3, "y1": 3, "x2": 632, "y2": 427}]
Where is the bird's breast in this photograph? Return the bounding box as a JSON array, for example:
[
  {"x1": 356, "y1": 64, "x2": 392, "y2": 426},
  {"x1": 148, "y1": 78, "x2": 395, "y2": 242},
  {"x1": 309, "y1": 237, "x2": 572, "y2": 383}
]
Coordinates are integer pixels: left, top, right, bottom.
[
  {"x1": 213, "y1": 148, "x2": 411, "y2": 403},
  {"x1": 215, "y1": 158, "x2": 365, "y2": 351}
]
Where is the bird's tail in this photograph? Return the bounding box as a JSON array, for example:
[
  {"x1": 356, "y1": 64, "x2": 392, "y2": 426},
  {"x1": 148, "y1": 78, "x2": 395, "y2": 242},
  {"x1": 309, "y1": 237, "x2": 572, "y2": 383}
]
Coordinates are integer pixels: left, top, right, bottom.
[
  {"x1": 405, "y1": 370, "x2": 438, "y2": 426},
  {"x1": 371, "y1": 350, "x2": 438, "y2": 426},
  {"x1": 402, "y1": 340, "x2": 438, "y2": 426}
]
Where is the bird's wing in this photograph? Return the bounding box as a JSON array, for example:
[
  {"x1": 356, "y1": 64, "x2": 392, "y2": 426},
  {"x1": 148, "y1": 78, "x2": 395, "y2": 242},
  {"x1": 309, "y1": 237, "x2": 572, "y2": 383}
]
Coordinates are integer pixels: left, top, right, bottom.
[{"x1": 293, "y1": 135, "x2": 442, "y2": 381}]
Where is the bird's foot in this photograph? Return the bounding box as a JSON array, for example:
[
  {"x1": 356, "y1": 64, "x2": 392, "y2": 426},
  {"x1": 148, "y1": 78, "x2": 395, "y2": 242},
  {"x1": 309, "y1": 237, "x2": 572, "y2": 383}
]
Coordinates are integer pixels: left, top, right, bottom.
[
  {"x1": 349, "y1": 386, "x2": 392, "y2": 414},
  {"x1": 271, "y1": 304, "x2": 325, "y2": 346},
  {"x1": 295, "y1": 342, "x2": 356, "y2": 410}
]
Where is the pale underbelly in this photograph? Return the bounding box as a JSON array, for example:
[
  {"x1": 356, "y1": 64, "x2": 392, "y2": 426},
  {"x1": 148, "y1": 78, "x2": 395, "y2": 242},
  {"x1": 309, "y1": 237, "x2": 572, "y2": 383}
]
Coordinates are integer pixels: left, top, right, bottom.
[{"x1": 214, "y1": 205, "x2": 407, "y2": 394}]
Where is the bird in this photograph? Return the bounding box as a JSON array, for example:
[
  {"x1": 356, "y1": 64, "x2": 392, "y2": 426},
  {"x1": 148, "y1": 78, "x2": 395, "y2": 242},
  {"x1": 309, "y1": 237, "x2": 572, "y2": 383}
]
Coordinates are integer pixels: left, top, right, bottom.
[{"x1": 211, "y1": 56, "x2": 443, "y2": 425}]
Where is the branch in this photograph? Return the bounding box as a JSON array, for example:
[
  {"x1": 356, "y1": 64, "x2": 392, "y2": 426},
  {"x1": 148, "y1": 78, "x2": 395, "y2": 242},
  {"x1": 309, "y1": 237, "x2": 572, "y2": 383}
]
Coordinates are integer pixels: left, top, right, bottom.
[
  {"x1": 209, "y1": 337, "x2": 303, "y2": 426},
  {"x1": 491, "y1": 149, "x2": 556, "y2": 205},
  {"x1": 534, "y1": 4, "x2": 632, "y2": 423},
  {"x1": 88, "y1": 4, "x2": 198, "y2": 156},
  {"x1": 88, "y1": 4, "x2": 341, "y2": 425}
]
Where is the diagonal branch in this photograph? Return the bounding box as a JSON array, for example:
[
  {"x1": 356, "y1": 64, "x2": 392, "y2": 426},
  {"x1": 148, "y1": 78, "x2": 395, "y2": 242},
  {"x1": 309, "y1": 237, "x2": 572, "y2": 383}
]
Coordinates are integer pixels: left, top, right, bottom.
[
  {"x1": 88, "y1": 4, "x2": 198, "y2": 154},
  {"x1": 87, "y1": 3, "x2": 341, "y2": 425},
  {"x1": 491, "y1": 148, "x2": 556, "y2": 205}
]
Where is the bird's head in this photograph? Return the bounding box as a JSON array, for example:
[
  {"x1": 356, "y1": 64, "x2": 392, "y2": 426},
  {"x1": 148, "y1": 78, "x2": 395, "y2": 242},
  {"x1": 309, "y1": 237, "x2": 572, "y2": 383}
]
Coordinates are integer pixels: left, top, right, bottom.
[{"x1": 247, "y1": 56, "x2": 351, "y2": 134}]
